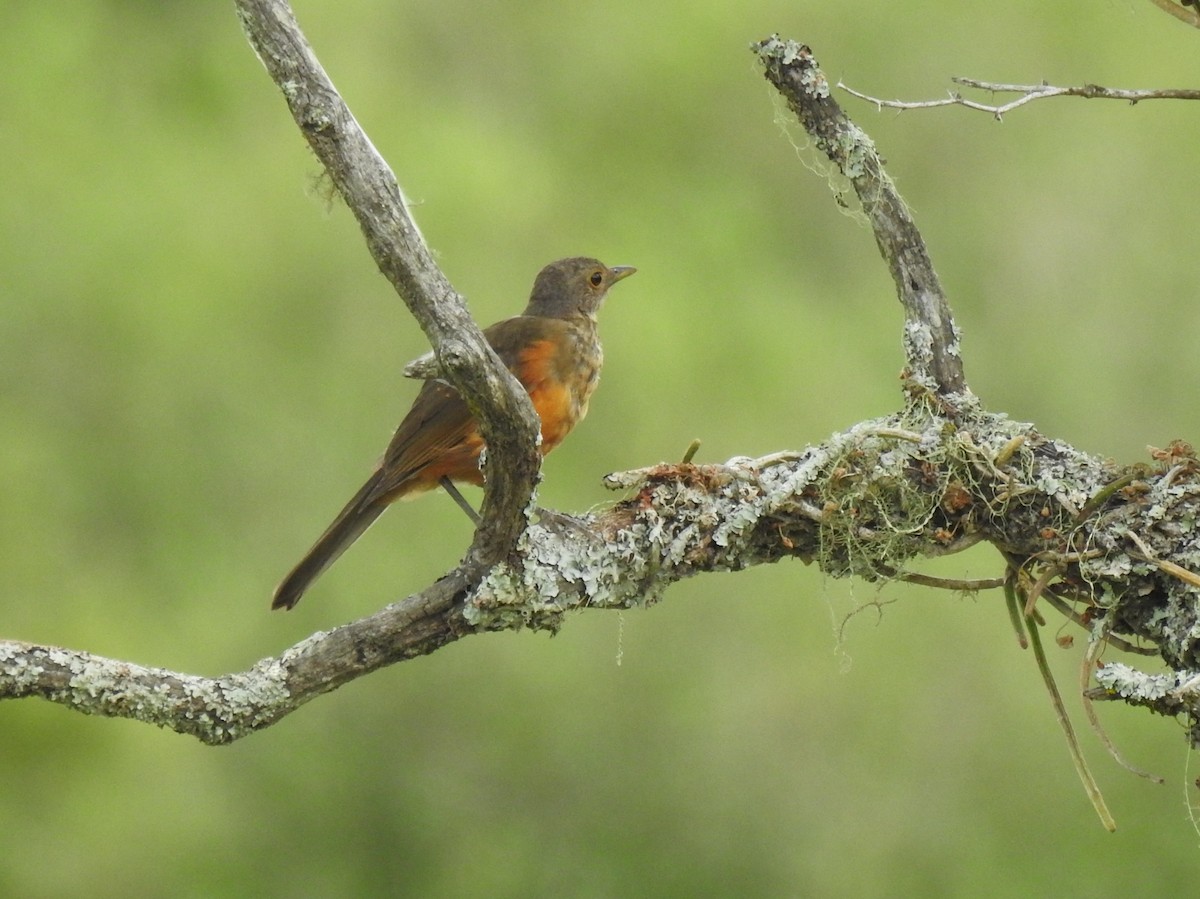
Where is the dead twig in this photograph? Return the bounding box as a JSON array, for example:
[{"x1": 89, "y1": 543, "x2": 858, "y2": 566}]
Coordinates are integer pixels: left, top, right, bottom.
[{"x1": 840, "y1": 79, "x2": 1200, "y2": 121}]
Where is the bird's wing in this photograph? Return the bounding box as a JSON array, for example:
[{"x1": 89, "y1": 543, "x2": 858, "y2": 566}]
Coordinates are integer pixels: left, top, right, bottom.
[
  {"x1": 368, "y1": 378, "x2": 480, "y2": 502},
  {"x1": 370, "y1": 316, "x2": 572, "y2": 502}
]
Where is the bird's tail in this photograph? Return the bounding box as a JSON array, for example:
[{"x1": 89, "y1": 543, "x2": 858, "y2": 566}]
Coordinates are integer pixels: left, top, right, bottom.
[{"x1": 272, "y1": 472, "x2": 388, "y2": 611}]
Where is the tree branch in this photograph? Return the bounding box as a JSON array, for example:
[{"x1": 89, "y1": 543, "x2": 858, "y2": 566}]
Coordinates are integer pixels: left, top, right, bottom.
[
  {"x1": 753, "y1": 37, "x2": 968, "y2": 400},
  {"x1": 4, "y1": 25, "x2": 1200, "y2": 765},
  {"x1": 6, "y1": 406, "x2": 1200, "y2": 745},
  {"x1": 235, "y1": 0, "x2": 541, "y2": 569},
  {"x1": 0, "y1": 575, "x2": 470, "y2": 743}
]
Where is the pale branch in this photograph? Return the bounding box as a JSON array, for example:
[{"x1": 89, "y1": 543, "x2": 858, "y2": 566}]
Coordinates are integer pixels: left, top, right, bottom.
[
  {"x1": 0, "y1": 575, "x2": 473, "y2": 744},
  {"x1": 4, "y1": 26, "x2": 1200, "y2": 758},
  {"x1": 753, "y1": 37, "x2": 967, "y2": 400},
  {"x1": 6, "y1": 408, "x2": 1200, "y2": 745},
  {"x1": 235, "y1": 0, "x2": 540, "y2": 568},
  {"x1": 840, "y1": 79, "x2": 1200, "y2": 119}
]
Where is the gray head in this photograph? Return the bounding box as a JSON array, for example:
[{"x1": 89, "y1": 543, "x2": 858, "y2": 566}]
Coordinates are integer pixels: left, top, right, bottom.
[{"x1": 524, "y1": 257, "x2": 636, "y2": 319}]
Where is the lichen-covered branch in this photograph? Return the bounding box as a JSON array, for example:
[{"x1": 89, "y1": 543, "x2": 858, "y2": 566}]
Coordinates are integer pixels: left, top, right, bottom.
[
  {"x1": 0, "y1": 574, "x2": 472, "y2": 744},
  {"x1": 753, "y1": 37, "x2": 968, "y2": 399},
  {"x1": 3, "y1": 23, "x2": 1197, "y2": 754},
  {"x1": 6, "y1": 405, "x2": 1200, "y2": 743}
]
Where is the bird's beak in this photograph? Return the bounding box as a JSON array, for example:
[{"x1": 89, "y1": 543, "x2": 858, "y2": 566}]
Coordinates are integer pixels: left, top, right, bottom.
[{"x1": 609, "y1": 266, "x2": 637, "y2": 282}]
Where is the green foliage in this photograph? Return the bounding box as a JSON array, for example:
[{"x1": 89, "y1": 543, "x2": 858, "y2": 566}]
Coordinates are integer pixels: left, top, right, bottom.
[{"x1": 3, "y1": 1, "x2": 1200, "y2": 894}]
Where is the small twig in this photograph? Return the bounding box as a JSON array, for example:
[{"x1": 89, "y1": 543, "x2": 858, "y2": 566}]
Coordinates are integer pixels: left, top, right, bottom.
[
  {"x1": 955, "y1": 78, "x2": 1200, "y2": 103},
  {"x1": 922, "y1": 532, "x2": 984, "y2": 557},
  {"x1": 840, "y1": 79, "x2": 1200, "y2": 121},
  {"x1": 994, "y1": 435, "x2": 1026, "y2": 467},
  {"x1": 1161, "y1": 463, "x2": 1189, "y2": 490},
  {"x1": 1031, "y1": 549, "x2": 1104, "y2": 565},
  {"x1": 1126, "y1": 529, "x2": 1200, "y2": 589},
  {"x1": 1132, "y1": 552, "x2": 1200, "y2": 589},
  {"x1": 957, "y1": 431, "x2": 1015, "y2": 484},
  {"x1": 753, "y1": 451, "x2": 807, "y2": 469}
]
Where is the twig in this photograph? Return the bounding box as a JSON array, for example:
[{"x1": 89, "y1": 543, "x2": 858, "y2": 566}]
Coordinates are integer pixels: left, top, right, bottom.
[
  {"x1": 840, "y1": 79, "x2": 1200, "y2": 121},
  {"x1": 1125, "y1": 529, "x2": 1200, "y2": 589},
  {"x1": 1071, "y1": 473, "x2": 1141, "y2": 527}
]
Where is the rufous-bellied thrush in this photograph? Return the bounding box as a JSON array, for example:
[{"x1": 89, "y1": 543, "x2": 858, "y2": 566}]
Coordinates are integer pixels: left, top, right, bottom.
[{"x1": 272, "y1": 257, "x2": 636, "y2": 610}]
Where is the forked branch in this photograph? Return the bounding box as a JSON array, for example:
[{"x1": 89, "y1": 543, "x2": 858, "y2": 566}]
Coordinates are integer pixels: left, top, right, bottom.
[{"x1": 2, "y1": 25, "x2": 1199, "y2": 780}]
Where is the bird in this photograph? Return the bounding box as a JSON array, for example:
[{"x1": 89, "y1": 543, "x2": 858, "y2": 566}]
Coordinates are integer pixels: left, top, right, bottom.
[{"x1": 272, "y1": 257, "x2": 636, "y2": 610}]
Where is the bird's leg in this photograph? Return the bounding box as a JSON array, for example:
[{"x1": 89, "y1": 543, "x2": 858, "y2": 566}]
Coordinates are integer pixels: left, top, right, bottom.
[
  {"x1": 436, "y1": 475, "x2": 587, "y2": 535},
  {"x1": 439, "y1": 476, "x2": 482, "y2": 525}
]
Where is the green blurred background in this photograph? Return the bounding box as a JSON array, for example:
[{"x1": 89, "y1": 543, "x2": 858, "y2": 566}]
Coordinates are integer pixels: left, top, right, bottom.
[{"x1": 3, "y1": 1, "x2": 1199, "y2": 895}]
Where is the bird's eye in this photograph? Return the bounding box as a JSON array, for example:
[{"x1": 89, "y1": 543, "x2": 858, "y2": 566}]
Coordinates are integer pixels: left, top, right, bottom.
[{"x1": 589, "y1": 270, "x2": 604, "y2": 287}]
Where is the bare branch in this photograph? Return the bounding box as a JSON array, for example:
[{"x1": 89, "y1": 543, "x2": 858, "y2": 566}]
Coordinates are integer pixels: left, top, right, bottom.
[
  {"x1": 752, "y1": 37, "x2": 969, "y2": 399},
  {"x1": 840, "y1": 79, "x2": 1200, "y2": 120}
]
